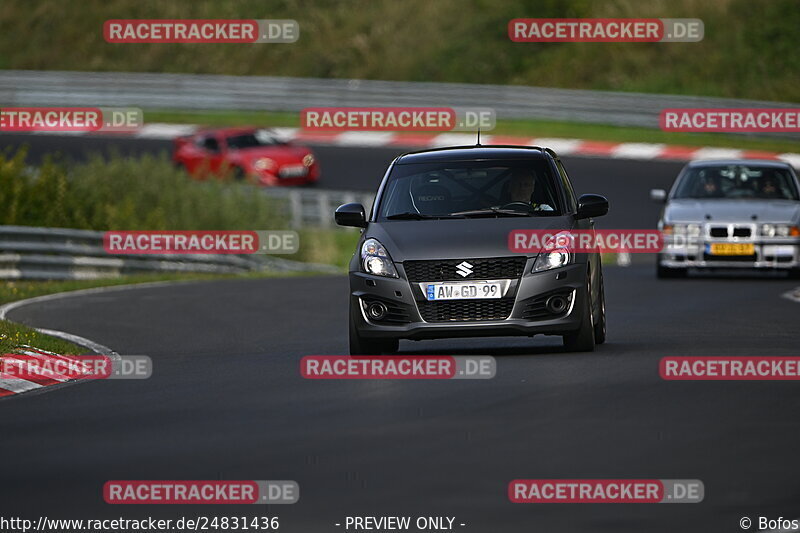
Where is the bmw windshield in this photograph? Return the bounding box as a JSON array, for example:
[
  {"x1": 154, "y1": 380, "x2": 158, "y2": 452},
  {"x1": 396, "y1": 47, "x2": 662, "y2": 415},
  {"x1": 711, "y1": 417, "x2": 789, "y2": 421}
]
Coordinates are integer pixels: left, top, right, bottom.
[
  {"x1": 377, "y1": 159, "x2": 563, "y2": 220},
  {"x1": 673, "y1": 165, "x2": 800, "y2": 200}
]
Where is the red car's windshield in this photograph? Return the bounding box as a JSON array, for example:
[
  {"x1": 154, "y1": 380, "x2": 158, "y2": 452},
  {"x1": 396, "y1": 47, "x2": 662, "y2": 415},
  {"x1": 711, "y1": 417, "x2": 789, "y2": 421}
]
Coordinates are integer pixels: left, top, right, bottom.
[{"x1": 225, "y1": 130, "x2": 284, "y2": 150}]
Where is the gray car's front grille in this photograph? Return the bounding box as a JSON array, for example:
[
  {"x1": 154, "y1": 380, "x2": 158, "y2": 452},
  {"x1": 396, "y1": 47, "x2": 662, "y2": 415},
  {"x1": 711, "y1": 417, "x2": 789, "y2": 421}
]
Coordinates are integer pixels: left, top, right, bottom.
[
  {"x1": 403, "y1": 257, "x2": 527, "y2": 282},
  {"x1": 418, "y1": 298, "x2": 515, "y2": 322}
]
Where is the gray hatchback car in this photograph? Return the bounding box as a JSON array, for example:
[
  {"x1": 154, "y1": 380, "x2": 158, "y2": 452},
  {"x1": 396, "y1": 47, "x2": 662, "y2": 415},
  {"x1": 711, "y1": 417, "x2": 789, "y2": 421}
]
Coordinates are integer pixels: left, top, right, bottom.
[
  {"x1": 335, "y1": 146, "x2": 609, "y2": 355},
  {"x1": 652, "y1": 160, "x2": 800, "y2": 278}
]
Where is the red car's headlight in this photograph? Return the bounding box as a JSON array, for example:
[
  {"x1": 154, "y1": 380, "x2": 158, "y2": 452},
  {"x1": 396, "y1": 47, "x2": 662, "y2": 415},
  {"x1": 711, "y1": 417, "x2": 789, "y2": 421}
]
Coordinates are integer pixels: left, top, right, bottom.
[{"x1": 253, "y1": 158, "x2": 276, "y2": 171}]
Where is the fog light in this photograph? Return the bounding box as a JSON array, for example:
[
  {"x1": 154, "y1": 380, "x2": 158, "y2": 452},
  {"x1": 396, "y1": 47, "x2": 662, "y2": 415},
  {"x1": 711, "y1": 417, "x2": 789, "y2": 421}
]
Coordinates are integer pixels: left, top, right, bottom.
[
  {"x1": 545, "y1": 295, "x2": 567, "y2": 314},
  {"x1": 367, "y1": 302, "x2": 387, "y2": 321}
]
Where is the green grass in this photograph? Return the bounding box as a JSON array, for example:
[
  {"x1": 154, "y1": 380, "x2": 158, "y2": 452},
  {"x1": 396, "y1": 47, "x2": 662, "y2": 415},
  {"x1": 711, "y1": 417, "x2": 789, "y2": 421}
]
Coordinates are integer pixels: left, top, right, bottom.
[
  {"x1": 0, "y1": 148, "x2": 291, "y2": 231},
  {"x1": 0, "y1": 323, "x2": 86, "y2": 355},
  {"x1": 145, "y1": 109, "x2": 800, "y2": 155},
  {"x1": 1, "y1": 0, "x2": 798, "y2": 102}
]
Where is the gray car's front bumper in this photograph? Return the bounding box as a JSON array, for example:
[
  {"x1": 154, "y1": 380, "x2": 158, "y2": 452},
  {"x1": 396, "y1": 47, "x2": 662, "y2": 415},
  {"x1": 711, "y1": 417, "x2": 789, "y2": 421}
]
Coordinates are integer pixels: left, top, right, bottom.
[{"x1": 350, "y1": 261, "x2": 588, "y2": 341}]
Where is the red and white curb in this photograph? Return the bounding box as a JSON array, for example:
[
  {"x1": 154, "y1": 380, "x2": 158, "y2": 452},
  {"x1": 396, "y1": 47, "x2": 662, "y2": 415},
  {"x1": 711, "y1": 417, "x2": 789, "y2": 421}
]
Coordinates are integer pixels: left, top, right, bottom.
[
  {"x1": 0, "y1": 346, "x2": 98, "y2": 397},
  {"x1": 23, "y1": 123, "x2": 800, "y2": 167},
  {"x1": 0, "y1": 289, "x2": 120, "y2": 399}
]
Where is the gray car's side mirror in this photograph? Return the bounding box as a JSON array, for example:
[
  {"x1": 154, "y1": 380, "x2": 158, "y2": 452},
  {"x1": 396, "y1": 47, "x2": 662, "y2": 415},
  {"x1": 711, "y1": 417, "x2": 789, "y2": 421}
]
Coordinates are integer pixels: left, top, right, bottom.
[
  {"x1": 576, "y1": 194, "x2": 609, "y2": 219},
  {"x1": 335, "y1": 203, "x2": 367, "y2": 228},
  {"x1": 650, "y1": 189, "x2": 667, "y2": 203}
]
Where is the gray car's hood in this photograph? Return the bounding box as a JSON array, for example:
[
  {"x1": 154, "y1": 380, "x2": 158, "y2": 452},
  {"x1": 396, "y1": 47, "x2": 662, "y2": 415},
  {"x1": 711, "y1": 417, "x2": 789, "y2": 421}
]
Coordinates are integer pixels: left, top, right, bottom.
[
  {"x1": 665, "y1": 199, "x2": 800, "y2": 223},
  {"x1": 366, "y1": 216, "x2": 573, "y2": 262}
]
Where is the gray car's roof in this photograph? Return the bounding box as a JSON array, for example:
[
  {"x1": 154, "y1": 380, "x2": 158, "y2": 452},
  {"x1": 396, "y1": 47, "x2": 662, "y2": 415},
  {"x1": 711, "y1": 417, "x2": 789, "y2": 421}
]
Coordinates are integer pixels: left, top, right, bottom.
[
  {"x1": 686, "y1": 159, "x2": 793, "y2": 169},
  {"x1": 395, "y1": 145, "x2": 550, "y2": 164}
]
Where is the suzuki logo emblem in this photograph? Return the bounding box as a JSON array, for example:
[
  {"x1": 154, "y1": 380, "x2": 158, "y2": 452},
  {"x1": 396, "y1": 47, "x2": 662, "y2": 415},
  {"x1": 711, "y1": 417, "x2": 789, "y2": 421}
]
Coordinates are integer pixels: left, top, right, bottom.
[{"x1": 456, "y1": 261, "x2": 473, "y2": 277}]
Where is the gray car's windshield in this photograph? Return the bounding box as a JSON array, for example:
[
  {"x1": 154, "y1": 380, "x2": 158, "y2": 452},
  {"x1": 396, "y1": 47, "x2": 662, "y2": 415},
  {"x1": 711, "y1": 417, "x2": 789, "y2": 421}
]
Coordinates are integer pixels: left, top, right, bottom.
[
  {"x1": 378, "y1": 159, "x2": 562, "y2": 220},
  {"x1": 673, "y1": 165, "x2": 799, "y2": 200}
]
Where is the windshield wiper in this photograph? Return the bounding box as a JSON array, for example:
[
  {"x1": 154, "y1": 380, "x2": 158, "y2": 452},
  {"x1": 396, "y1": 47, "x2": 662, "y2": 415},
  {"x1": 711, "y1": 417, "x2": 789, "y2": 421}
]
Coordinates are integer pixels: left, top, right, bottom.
[
  {"x1": 449, "y1": 207, "x2": 532, "y2": 217},
  {"x1": 385, "y1": 212, "x2": 464, "y2": 220}
]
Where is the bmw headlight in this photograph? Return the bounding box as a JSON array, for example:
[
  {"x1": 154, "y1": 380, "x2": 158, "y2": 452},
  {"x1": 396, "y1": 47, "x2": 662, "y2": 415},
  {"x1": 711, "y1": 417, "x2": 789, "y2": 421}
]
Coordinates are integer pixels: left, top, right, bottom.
[
  {"x1": 361, "y1": 238, "x2": 398, "y2": 277},
  {"x1": 665, "y1": 223, "x2": 700, "y2": 236},
  {"x1": 303, "y1": 154, "x2": 315, "y2": 167},
  {"x1": 761, "y1": 224, "x2": 799, "y2": 237},
  {"x1": 253, "y1": 158, "x2": 276, "y2": 171}
]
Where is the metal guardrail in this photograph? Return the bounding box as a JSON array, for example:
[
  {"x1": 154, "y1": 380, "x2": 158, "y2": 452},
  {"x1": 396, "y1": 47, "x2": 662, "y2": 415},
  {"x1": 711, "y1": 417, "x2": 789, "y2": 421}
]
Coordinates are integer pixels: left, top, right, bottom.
[
  {"x1": 1, "y1": 70, "x2": 797, "y2": 137},
  {"x1": 263, "y1": 187, "x2": 374, "y2": 228},
  {"x1": 0, "y1": 225, "x2": 337, "y2": 280}
]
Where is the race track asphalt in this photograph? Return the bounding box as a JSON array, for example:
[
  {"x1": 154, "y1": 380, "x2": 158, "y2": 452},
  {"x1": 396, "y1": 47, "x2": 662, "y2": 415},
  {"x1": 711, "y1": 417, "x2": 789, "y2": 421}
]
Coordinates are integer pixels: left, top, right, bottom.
[
  {"x1": 1, "y1": 133, "x2": 798, "y2": 532},
  {"x1": 1, "y1": 268, "x2": 799, "y2": 532}
]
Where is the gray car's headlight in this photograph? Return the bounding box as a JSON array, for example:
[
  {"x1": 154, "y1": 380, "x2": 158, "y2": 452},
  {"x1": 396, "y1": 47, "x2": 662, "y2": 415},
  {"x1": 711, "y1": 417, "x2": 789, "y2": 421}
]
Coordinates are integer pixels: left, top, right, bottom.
[
  {"x1": 361, "y1": 238, "x2": 398, "y2": 277},
  {"x1": 532, "y1": 248, "x2": 572, "y2": 272}
]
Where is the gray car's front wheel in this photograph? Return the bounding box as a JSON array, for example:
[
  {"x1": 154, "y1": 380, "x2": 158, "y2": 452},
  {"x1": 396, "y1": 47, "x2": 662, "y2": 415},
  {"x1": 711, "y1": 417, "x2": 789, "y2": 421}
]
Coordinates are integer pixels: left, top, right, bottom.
[
  {"x1": 562, "y1": 275, "x2": 596, "y2": 352},
  {"x1": 349, "y1": 311, "x2": 399, "y2": 355},
  {"x1": 593, "y1": 270, "x2": 606, "y2": 345}
]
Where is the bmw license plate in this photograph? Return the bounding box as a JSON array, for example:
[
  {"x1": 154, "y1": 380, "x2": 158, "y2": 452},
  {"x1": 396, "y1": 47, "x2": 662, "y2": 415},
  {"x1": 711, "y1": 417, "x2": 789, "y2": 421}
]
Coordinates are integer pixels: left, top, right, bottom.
[
  {"x1": 279, "y1": 164, "x2": 308, "y2": 178},
  {"x1": 707, "y1": 243, "x2": 755, "y2": 255},
  {"x1": 426, "y1": 281, "x2": 502, "y2": 301}
]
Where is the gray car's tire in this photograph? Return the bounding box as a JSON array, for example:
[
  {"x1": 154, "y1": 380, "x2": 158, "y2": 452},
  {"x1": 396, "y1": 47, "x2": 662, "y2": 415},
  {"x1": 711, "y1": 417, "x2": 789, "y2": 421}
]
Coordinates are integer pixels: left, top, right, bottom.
[
  {"x1": 593, "y1": 270, "x2": 606, "y2": 345},
  {"x1": 349, "y1": 312, "x2": 399, "y2": 355},
  {"x1": 563, "y1": 276, "x2": 595, "y2": 352}
]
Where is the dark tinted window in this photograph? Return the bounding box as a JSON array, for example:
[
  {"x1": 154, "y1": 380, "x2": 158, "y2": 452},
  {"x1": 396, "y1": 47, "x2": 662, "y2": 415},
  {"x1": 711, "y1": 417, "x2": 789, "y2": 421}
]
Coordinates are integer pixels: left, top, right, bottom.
[
  {"x1": 199, "y1": 136, "x2": 220, "y2": 152},
  {"x1": 378, "y1": 159, "x2": 562, "y2": 219},
  {"x1": 674, "y1": 165, "x2": 799, "y2": 200},
  {"x1": 226, "y1": 129, "x2": 284, "y2": 150}
]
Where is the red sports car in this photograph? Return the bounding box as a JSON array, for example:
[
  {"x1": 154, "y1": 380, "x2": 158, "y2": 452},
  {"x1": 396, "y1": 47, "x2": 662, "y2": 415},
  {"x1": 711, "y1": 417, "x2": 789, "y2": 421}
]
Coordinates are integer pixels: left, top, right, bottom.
[{"x1": 173, "y1": 127, "x2": 319, "y2": 186}]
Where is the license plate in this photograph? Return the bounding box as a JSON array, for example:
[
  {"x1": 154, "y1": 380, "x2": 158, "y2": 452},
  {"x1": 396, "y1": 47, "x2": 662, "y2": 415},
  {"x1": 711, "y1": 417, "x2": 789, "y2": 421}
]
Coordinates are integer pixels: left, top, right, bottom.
[
  {"x1": 707, "y1": 243, "x2": 755, "y2": 255},
  {"x1": 279, "y1": 165, "x2": 308, "y2": 178},
  {"x1": 426, "y1": 281, "x2": 502, "y2": 301}
]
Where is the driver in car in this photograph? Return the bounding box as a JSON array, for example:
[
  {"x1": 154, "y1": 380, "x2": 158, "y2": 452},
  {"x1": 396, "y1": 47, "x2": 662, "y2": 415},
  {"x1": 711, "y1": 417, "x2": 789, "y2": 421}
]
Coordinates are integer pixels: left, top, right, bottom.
[
  {"x1": 759, "y1": 176, "x2": 780, "y2": 198},
  {"x1": 701, "y1": 174, "x2": 723, "y2": 198},
  {"x1": 508, "y1": 168, "x2": 553, "y2": 211}
]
